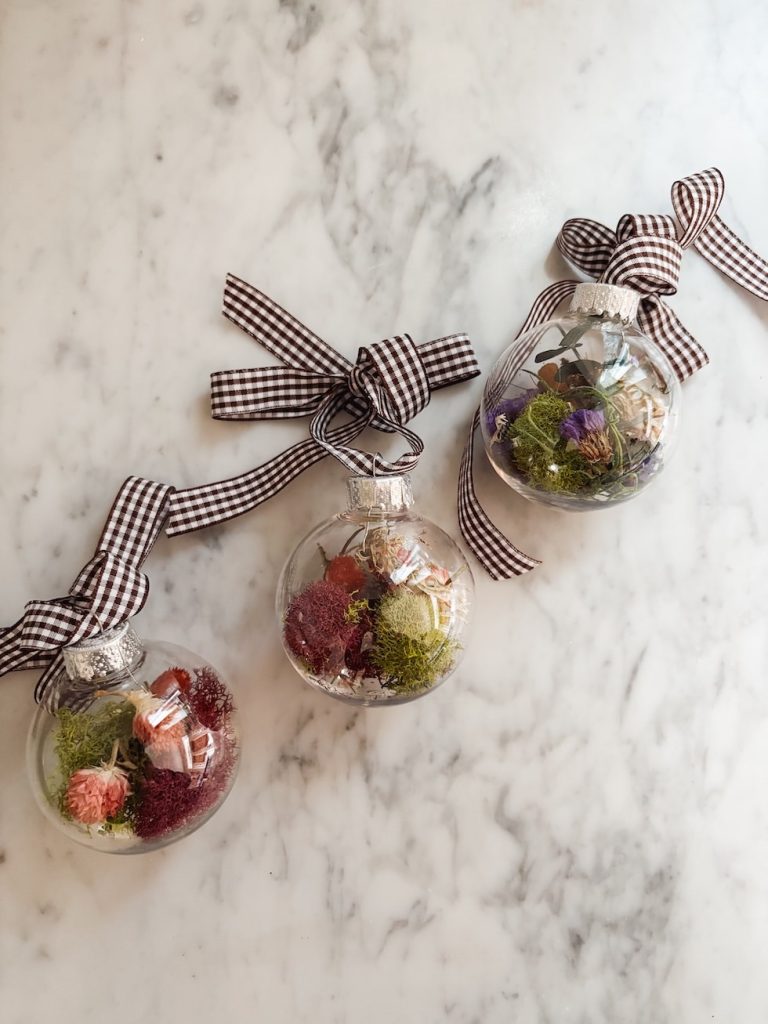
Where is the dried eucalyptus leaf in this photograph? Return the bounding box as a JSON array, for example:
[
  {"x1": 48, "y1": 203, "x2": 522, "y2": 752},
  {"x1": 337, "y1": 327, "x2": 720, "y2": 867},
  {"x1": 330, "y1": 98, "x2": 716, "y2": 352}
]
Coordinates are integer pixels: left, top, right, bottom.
[
  {"x1": 532, "y1": 319, "x2": 595, "y2": 363},
  {"x1": 534, "y1": 347, "x2": 570, "y2": 363},
  {"x1": 569, "y1": 358, "x2": 604, "y2": 382}
]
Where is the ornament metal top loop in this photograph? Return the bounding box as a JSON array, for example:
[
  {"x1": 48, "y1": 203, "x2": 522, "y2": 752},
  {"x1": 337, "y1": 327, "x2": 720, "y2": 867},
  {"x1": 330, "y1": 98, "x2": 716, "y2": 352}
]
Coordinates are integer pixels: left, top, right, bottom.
[
  {"x1": 346, "y1": 474, "x2": 415, "y2": 515},
  {"x1": 62, "y1": 622, "x2": 143, "y2": 683},
  {"x1": 569, "y1": 283, "x2": 640, "y2": 323}
]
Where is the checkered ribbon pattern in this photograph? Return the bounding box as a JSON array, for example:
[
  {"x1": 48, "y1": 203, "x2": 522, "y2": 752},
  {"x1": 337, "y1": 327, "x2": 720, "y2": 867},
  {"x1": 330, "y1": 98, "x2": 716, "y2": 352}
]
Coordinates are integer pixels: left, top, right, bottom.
[
  {"x1": 166, "y1": 274, "x2": 480, "y2": 535},
  {"x1": 0, "y1": 477, "x2": 173, "y2": 703},
  {"x1": 460, "y1": 167, "x2": 768, "y2": 580}
]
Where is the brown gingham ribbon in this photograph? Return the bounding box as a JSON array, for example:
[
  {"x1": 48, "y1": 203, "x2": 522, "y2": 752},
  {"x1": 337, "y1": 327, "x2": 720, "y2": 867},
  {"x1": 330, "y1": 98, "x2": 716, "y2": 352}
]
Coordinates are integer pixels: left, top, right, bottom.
[
  {"x1": 460, "y1": 167, "x2": 768, "y2": 580},
  {"x1": 166, "y1": 274, "x2": 480, "y2": 535},
  {"x1": 0, "y1": 476, "x2": 173, "y2": 702}
]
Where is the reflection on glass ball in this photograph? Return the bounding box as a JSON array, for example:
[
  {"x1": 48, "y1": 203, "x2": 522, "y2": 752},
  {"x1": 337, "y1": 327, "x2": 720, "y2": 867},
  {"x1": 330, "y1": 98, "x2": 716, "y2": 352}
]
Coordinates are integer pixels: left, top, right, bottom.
[
  {"x1": 27, "y1": 626, "x2": 239, "y2": 853},
  {"x1": 481, "y1": 302, "x2": 680, "y2": 511},
  {"x1": 277, "y1": 475, "x2": 473, "y2": 707}
]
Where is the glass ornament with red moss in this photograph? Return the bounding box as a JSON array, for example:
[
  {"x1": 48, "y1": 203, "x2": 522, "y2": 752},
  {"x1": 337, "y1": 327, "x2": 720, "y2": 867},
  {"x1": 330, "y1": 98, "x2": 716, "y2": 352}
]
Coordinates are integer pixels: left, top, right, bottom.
[
  {"x1": 26, "y1": 623, "x2": 239, "y2": 853},
  {"x1": 277, "y1": 475, "x2": 474, "y2": 706}
]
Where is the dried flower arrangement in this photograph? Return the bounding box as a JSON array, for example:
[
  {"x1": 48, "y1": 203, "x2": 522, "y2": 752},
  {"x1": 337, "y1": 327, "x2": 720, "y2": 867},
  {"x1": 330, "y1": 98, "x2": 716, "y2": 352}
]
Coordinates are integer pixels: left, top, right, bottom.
[
  {"x1": 49, "y1": 666, "x2": 238, "y2": 844},
  {"x1": 485, "y1": 319, "x2": 670, "y2": 501},
  {"x1": 283, "y1": 529, "x2": 466, "y2": 702}
]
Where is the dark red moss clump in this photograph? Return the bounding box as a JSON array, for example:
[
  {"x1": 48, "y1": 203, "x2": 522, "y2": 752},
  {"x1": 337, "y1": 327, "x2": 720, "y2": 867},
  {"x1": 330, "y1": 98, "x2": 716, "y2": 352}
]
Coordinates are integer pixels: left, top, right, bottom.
[
  {"x1": 189, "y1": 667, "x2": 235, "y2": 730},
  {"x1": 284, "y1": 579, "x2": 356, "y2": 674},
  {"x1": 133, "y1": 769, "x2": 202, "y2": 839},
  {"x1": 133, "y1": 740, "x2": 238, "y2": 840},
  {"x1": 343, "y1": 608, "x2": 377, "y2": 674}
]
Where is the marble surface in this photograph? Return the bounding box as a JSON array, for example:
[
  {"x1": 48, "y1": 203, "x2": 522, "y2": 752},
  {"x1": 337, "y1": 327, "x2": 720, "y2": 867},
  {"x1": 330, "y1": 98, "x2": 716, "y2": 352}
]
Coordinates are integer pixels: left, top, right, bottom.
[{"x1": 1, "y1": 1, "x2": 768, "y2": 1021}]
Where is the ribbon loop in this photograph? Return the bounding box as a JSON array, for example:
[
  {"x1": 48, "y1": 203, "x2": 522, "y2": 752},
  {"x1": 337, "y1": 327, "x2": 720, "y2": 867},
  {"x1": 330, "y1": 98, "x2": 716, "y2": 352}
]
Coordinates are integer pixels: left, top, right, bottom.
[
  {"x1": 672, "y1": 167, "x2": 725, "y2": 250},
  {"x1": 671, "y1": 167, "x2": 768, "y2": 300},
  {"x1": 67, "y1": 551, "x2": 150, "y2": 644},
  {"x1": 363, "y1": 334, "x2": 431, "y2": 423},
  {"x1": 557, "y1": 218, "x2": 616, "y2": 278},
  {"x1": 167, "y1": 280, "x2": 479, "y2": 536},
  {"x1": 18, "y1": 600, "x2": 83, "y2": 652},
  {"x1": 0, "y1": 476, "x2": 173, "y2": 701},
  {"x1": 616, "y1": 213, "x2": 678, "y2": 245},
  {"x1": 602, "y1": 216, "x2": 683, "y2": 298},
  {"x1": 211, "y1": 366, "x2": 338, "y2": 421}
]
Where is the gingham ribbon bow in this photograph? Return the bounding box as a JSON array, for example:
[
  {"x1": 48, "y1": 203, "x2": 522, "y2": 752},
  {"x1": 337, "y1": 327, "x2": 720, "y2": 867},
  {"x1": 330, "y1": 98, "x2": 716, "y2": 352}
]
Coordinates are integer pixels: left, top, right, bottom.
[
  {"x1": 0, "y1": 477, "x2": 173, "y2": 702},
  {"x1": 460, "y1": 167, "x2": 768, "y2": 580},
  {"x1": 166, "y1": 275, "x2": 480, "y2": 535}
]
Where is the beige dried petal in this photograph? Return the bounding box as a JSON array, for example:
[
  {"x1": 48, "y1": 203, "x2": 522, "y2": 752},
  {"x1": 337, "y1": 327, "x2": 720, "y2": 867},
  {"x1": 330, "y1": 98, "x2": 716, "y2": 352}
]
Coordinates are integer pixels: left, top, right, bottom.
[{"x1": 578, "y1": 430, "x2": 613, "y2": 464}]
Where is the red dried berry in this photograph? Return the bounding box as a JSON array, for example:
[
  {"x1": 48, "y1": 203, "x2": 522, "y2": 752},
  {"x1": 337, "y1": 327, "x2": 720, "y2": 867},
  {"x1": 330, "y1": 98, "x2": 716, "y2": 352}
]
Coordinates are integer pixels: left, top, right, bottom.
[
  {"x1": 150, "y1": 667, "x2": 192, "y2": 697},
  {"x1": 324, "y1": 555, "x2": 366, "y2": 593}
]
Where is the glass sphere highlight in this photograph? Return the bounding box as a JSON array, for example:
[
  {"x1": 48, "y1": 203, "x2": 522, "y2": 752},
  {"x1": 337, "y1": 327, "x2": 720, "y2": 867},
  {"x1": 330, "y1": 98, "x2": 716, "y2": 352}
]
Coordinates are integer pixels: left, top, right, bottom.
[
  {"x1": 277, "y1": 475, "x2": 473, "y2": 706},
  {"x1": 481, "y1": 297, "x2": 680, "y2": 511},
  {"x1": 27, "y1": 625, "x2": 239, "y2": 853}
]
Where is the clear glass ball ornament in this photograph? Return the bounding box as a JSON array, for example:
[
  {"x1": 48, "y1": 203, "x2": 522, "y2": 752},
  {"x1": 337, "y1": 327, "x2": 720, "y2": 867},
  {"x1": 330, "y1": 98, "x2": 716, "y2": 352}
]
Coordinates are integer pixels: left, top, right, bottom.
[
  {"x1": 276, "y1": 475, "x2": 474, "y2": 707},
  {"x1": 27, "y1": 624, "x2": 240, "y2": 853},
  {"x1": 480, "y1": 284, "x2": 681, "y2": 511}
]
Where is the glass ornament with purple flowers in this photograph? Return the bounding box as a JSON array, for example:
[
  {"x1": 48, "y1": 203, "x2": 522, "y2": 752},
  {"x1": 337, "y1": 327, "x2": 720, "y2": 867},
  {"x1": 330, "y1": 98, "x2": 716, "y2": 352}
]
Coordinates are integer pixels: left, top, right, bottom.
[{"x1": 480, "y1": 283, "x2": 680, "y2": 511}]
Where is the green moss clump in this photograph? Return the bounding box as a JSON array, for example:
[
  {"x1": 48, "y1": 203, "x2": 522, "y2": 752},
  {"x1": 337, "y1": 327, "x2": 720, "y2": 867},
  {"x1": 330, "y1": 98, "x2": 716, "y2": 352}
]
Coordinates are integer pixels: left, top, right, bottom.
[
  {"x1": 373, "y1": 624, "x2": 458, "y2": 693},
  {"x1": 526, "y1": 445, "x2": 594, "y2": 493},
  {"x1": 378, "y1": 590, "x2": 438, "y2": 638},
  {"x1": 52, "y1": 701, "x2": 136, "y2": 814},
  {"x1": 507, "y1": 392, "x2": 571, "y2": 446},
  {"x1": 507, "y1": 393, "x2": 594, "y2": 493},
  {"x1": 344, "y1": 599, "x2": 370, "y2": 624},
  {"x1": 373, "y1": 590, "x2": 458, "y2": 693}
]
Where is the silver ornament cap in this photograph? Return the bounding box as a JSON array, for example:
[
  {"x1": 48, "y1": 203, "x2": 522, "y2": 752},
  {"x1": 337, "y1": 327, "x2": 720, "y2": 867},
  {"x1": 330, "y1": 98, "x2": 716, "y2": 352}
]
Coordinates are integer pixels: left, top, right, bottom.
[
  {"x1": 346, "y1": 474, "x2": 414, "y2": 514},
  {"x1": 570, "y1": 283, "x2": 640, "y2": 323},
  {"x1": 62, "y1": 622, "x2": 143, "y2": 682}
]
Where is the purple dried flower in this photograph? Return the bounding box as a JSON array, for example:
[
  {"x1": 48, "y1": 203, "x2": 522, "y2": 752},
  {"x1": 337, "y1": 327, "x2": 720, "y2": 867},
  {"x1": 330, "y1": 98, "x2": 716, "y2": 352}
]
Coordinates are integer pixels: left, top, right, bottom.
[
  {"x1": 485, "y1": 390, "x2": 537, "y2": 435},
  {"x1": 506, "y1": 389, "x2": 538, "y2": 421},
  {"x1": 559, "y1": 408, "x2": 606, "y2": 442}
]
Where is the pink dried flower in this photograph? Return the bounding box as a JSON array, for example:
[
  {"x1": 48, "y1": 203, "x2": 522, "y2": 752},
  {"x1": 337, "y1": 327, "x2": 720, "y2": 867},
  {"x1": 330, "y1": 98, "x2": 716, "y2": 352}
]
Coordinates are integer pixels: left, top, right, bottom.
[{"x1": 66, "y1": 765, "x2": 131, "y2": 825}]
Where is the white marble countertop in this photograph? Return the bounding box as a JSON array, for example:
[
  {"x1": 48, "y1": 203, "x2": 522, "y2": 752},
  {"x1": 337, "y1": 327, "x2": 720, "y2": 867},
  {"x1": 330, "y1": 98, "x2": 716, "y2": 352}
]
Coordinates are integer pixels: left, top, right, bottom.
[{"x1": 2, "y1": 2, "x2": 768, "y2": 1022}]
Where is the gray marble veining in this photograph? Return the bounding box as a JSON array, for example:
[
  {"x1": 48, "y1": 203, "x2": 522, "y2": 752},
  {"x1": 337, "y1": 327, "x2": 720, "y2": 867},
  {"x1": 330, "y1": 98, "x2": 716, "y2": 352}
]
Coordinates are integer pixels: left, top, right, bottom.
[{"x1": 1, "y1": 1, "x2": 768, "y2": 1022}]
